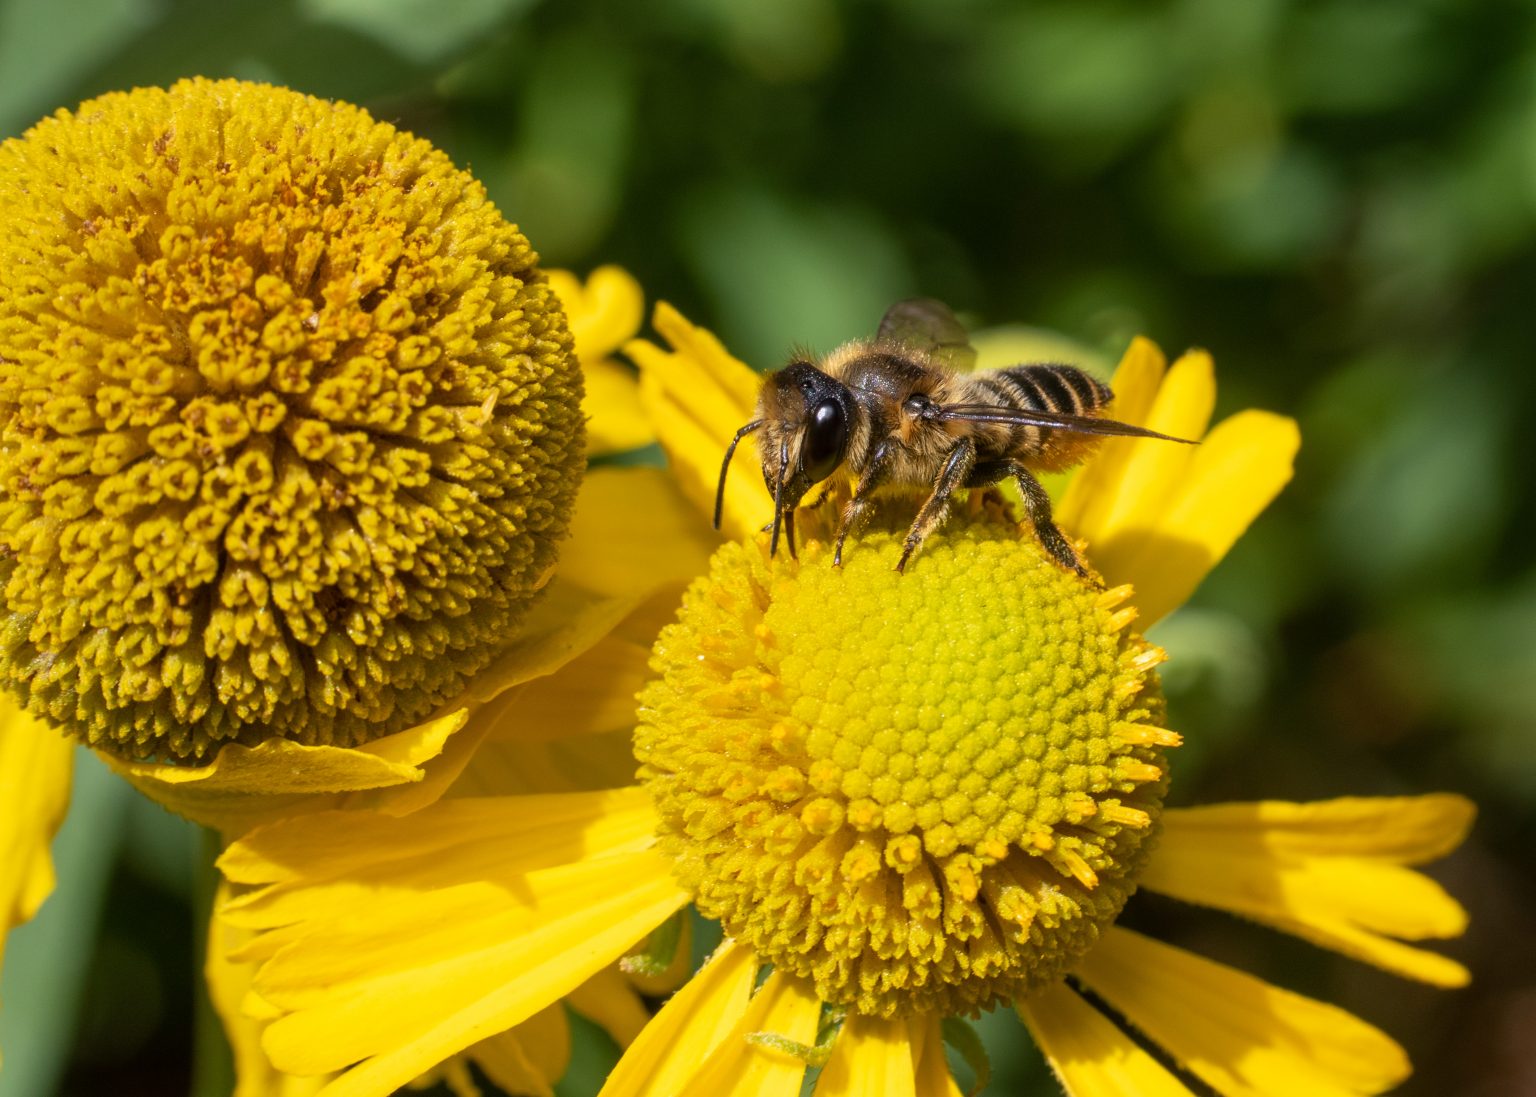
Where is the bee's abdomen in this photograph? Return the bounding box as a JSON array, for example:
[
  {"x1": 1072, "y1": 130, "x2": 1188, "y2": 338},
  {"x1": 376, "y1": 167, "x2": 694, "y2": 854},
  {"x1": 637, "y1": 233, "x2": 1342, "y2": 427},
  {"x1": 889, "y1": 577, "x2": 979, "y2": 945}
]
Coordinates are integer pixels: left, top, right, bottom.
[
  {"x1": 976, "y1": 364, "x2": 1114, "y2": 470},
  {"x1": 989, "y1": 364, "x2": 1111, "y2": 416}
]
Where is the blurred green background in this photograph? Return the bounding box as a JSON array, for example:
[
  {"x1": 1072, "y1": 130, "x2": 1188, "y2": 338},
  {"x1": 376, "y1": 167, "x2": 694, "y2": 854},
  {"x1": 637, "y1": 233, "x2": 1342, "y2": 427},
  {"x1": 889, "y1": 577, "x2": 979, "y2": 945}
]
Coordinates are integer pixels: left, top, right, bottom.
[{"x1": 2, "y1": 0, "x2": 1532, "y2": 1093}]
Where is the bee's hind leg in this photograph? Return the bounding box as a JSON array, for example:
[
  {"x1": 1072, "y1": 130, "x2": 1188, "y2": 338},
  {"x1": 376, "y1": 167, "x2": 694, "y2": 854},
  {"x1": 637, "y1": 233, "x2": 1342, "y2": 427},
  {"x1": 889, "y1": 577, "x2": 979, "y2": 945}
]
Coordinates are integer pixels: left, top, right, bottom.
[
  {"x1": 1007, "y1": 463, "x2": 1090, "y2": 579},
  {"x1": 897, "y1": 440, "x2": 976, "y2": 573}
]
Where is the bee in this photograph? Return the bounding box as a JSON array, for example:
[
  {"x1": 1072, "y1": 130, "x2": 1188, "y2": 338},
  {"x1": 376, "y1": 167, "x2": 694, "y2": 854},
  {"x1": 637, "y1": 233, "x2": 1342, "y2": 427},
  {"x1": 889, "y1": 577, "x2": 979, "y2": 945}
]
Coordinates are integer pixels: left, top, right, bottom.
[{"x1": 714, "y1": 299, "x2": 1194, "y2": 575}]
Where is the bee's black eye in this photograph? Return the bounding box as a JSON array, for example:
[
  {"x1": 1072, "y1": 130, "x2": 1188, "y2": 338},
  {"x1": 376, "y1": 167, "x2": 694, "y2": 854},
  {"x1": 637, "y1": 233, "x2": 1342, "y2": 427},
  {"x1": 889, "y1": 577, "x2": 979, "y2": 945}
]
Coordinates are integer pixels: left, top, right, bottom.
[{"x1": 800, "y1": 398, "x2": 847, "y2": 484}]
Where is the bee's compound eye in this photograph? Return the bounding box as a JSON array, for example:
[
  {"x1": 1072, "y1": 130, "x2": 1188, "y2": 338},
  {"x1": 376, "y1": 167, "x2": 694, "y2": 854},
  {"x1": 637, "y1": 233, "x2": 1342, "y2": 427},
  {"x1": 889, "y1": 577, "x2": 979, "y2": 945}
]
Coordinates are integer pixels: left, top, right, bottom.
[{"x1": 801, "y1": 399, "x2": 848, "y2": 483}]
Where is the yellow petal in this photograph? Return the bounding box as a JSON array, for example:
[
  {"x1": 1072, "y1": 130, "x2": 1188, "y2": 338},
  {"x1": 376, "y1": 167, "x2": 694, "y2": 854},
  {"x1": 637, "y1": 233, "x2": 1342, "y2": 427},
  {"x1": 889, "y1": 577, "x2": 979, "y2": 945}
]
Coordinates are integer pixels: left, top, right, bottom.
[
  {"x1": 1076, "y1": 927, "x2": 1411, "y2": 1097},
  {"x1": 680, "y1": 971, "x2": 822, "y2": 1097},
  {"x1": 585, "y1": 356, "x2": 655, "y2": 455},
  {"x1": 0, "y1": 708, "x2": 72, "y2": 1070},
  {"x1": 255, "y1": 854, "x2": 684, "y2": 1097},
  {"x1": 469, "y1": 1005, "x2": 569, "y2": 1097},
  {"x1": 220, "y1": 788, "x2": 660, "y2": 923},
  {"x1": 632, "y1": 301, "x2": 760, "y2": 434},
  {"x1": 640, "y1": 379, "x2": 762, "y2": 541},
  {"x1": 217, "y1": 790, "x2": 684, "y2": 1096},
  {"x1": 1078, "y1": 348, "x2": 1215, "y2": 547},
  {"x1": 1160, "y1": 795, "x2": 1476, "y2": 863},
  {"x1": 100, "y1": 708, "x2": 468, "y2": 837},
  {"x1": 0, "y1": 703, "x2": 72, "y2": 931},
  {"x1": 547, "y1": 266, "x2": 651, "y2": 456},
  {"x1": 478, "y1": 586, "x2": 684, "y2": 744},
  {"x1": 598, "y1": 940, "x2": 758, "y2": 1097},
  {"x1": 206, "y1": 882, "x2": 330, "y2": 1097},
  {"x1": 815, "y1": 1014, "x2": 918, "y2": 1097},
  {"x1": 1092, "y1": 410, "x2": 1300, "y2": 627},
  {"x1": 1145, "y1": 797, "x2": 1473, "y2": 986},
  {"x1": 445, "y1": 731, "x2": 637, "y2": 798},
  {"x1": 556, "y1": 465, "x2": 721, "y2": 600},
  {"x1": 912, "y1": 1015, "x2": 964, "y2": 1097},
  {"x1": 1018, "y1": 980, "x2": 1196, "y2": 1097},
  {"x1": 1057, "y1": 336, "x2": 1168, "y2": 534},
  {"x1": 626, "y1": 301, "x2": 763, "y2": 539},
  {"x1": 549, "y1": 266, "x2": 645, "y2": 366},
  {"x1": 567, "y1": 964, "x2": 652, "y2": 1049}
]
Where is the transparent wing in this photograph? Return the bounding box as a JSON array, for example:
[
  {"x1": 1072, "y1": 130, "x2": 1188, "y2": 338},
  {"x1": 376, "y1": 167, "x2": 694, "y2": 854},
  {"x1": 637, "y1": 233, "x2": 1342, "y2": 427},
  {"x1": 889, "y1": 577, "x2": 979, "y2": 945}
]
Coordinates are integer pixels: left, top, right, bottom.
[
  {"x1": 933, "y1": 403, "x2": 1196, "y2": 443},
  {"x1": 876, "y1": 299, "x2": 978, "y2": 372}
]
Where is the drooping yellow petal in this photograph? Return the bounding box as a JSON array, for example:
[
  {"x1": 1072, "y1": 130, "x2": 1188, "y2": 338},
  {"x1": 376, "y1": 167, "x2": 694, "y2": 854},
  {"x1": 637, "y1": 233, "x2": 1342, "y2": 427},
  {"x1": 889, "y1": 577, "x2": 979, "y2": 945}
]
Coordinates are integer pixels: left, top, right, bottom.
[
  {"x1": 224, "y1": 790, "x2": 687, "y2": 1097},
  {"x1": 598, "y1": 940, "x2": 757, "y2": 1097},
  {"x1": 680, "y1": 971, "x2": 822, "y2": 1097},
  {"x1": 1076, "y1": 927, "x2": 1411, "y2": 1097},
  {"x1": 816, "y1": 1014, "x2": 919, "y2": 1097},
  {"x1": 556, "y1": 466, "x2": 722, "y2": 601},
  {"x1": 1018, "y1": 980, "x2": 1196, "y2": 1097},
  {"x1": 626, "y1": 302, "x2": 762, "y2": 540},
  {"x1": 1091, "y1": 410, "x2": 1300, "y2": 626},
  {"x1": 217, "y1": 789, "x2": 678, "y2": 1092},
  {"x1": 220, "y1": 788, "x2": 660, "y2": 924},
  {"x1": 101, "y1": 709, "x2": 468, "y2": 837},
  {"x1": 206, "y1": 882, "x2": 330, "y2": 1097},
  {"x1": 1144, "y1": 796, "x2": 1473, "y2": 986},
  {"x1": 912, "y1": 1015, "x2": 964, "y2": 1097},
  {"x1": 479, "y1": 587, "x2": 685, "y2": 745},
  {"x1": 445, "y1": 732, "x2": 637, "y2": 798}
]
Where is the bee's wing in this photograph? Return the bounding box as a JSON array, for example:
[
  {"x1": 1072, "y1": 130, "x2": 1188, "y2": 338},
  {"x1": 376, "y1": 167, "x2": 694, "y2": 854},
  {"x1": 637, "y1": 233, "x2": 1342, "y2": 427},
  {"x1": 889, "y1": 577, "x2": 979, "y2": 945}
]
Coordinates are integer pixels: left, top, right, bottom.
[
  {"x1": 933, "y1": 403, "x2": 1196, "y2": 443},
  {"x1": 876, "y1": 299, "x2": 978, "y2": 372}
]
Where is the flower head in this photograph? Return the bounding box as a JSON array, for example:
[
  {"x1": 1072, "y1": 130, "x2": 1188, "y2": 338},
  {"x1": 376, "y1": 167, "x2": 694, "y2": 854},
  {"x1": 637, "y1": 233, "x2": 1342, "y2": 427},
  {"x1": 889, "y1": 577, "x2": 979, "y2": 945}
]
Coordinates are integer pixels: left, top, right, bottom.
[
  {"x1": 639, "y1": 512, "x2": 1172, "y2": 1017},
  {"x1": 213, "y1": 302, "x2": 1472, "y2": 1097},
  {"x1": 0, "y1": 78, "x2": 584, "y2": 762}
]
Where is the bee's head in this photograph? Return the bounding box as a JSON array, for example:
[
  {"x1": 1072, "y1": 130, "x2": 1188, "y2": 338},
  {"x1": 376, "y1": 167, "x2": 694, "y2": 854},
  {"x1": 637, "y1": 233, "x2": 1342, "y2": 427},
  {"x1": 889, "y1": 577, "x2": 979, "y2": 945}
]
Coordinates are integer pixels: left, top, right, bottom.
[
  {"x1": 757, "y1": 360, "x2": 852, "y2": 514},
  {"x1": 712, "y1": 359, "x2": 853, "y2": 559}
]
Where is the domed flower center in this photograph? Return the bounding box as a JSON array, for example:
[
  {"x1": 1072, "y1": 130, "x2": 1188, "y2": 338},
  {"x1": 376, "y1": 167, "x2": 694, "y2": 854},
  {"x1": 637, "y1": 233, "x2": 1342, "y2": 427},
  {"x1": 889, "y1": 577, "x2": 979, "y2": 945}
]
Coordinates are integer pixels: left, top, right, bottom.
[
  {"x1": 637, "y1": 504, "x2": 1176, "y2": 1017},
  {"x1": 0, "y1": 79, "x2": 584, "y2": 761}
]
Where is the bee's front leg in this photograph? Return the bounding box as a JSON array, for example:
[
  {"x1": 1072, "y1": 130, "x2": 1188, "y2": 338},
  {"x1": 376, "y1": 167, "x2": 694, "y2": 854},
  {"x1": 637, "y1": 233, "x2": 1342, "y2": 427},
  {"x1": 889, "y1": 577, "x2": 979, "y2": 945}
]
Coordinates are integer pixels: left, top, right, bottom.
[
  {"x1": 833, "y1": 440, "x2": 894, "y2": 567},
  {"x1": 896, "y1": 440, "x2": 976, "y2": 573}
]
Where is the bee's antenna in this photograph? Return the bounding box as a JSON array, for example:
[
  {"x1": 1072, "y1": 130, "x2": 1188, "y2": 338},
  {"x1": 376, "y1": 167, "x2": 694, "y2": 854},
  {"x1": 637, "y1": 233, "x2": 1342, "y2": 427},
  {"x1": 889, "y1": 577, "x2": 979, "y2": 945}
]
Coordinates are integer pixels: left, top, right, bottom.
[
  {"x1": 715, "y1": 420, "x2": 766, "y2": 531},
  {"x1": 769, "y1": 436, "x2": 789, "y2": 557}
]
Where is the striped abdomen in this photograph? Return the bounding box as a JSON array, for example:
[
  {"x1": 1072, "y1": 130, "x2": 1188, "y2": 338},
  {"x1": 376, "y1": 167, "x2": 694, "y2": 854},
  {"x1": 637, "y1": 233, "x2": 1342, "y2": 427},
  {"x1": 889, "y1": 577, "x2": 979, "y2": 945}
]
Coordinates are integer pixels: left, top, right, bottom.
[{"x1": 972, "y1": 364, "x2": 1114, "y2": 470}]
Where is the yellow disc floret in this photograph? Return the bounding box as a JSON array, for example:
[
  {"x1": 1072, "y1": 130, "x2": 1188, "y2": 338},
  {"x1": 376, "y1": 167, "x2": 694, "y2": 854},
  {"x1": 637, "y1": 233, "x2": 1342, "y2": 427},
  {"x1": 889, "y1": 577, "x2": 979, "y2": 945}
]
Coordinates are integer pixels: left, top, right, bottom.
[
  {"x1": 0, "y1": 79, "x2": 584, "y2": 761},
  {"x1": 637, "y1": 506, "x2": 1175, "y2": 1017}
]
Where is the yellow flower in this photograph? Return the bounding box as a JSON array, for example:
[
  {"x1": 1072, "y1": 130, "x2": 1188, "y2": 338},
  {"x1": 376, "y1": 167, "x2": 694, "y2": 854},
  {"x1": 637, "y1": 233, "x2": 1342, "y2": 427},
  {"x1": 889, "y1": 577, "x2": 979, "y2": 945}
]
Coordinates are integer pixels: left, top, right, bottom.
[
  {"x1": 0, "y1": 71, "x2": 665, "y2": 1089},
  {"x1": 0, "y1": 77, "x2": 585, "y2": 762},
  {"x1": 215, "y1": 304, "x2": 1471, "y2": 1097}
]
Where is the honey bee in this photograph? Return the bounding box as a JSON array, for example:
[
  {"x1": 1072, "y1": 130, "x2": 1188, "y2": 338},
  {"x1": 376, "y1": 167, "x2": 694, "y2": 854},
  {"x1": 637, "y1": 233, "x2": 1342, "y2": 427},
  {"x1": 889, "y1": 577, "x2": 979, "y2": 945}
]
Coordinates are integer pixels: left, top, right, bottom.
[{"x1": 714, "y1": 299, "x2": 1194, "y2": 575}]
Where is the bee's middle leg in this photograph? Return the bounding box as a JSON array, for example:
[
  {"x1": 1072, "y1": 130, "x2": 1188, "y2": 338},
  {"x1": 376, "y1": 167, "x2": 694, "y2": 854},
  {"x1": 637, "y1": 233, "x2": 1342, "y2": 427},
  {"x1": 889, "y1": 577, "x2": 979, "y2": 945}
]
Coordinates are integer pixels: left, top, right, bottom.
[
  {"x1": 1007, "y1": 462, "x2": 1089, "y2": 578},
  {"x1": 897, "y1": 440, "x2": 976, "y2": 573}
]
